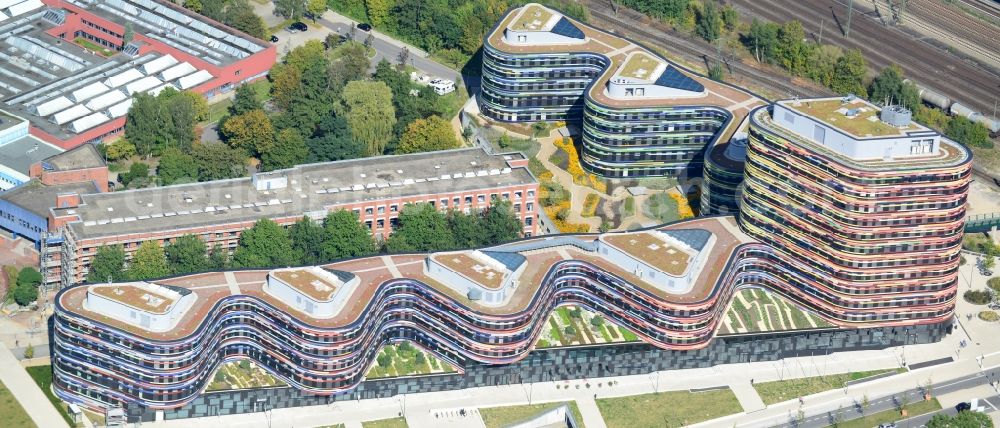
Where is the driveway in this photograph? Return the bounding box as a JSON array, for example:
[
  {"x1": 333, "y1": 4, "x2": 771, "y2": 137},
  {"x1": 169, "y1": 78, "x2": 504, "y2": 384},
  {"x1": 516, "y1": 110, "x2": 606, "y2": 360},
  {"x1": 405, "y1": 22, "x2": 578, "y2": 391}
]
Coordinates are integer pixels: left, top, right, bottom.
[{"x1": 318, "y1": 12, "x2": 459, "y2": 81}]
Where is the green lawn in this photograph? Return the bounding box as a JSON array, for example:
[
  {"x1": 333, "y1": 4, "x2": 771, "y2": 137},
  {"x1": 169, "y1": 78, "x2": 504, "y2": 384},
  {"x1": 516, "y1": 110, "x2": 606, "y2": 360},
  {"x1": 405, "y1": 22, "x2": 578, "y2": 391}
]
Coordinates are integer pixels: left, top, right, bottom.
[
  {"x1": 754, "y1": 369, "x2": 904, "y2": 405},
  {"x1": 642, "y1": 193, "x2": 680, "y2": 224},
  {"x1": 0, "y1": 379, "x2": 35, "y2": 428},
  {"x1": 596, "y1": 389, "x2": 743, "y2": 428},
  {"x1": 25, "y1": 365, "x2": 77, "y2": 427},
  {"x1": 361, "y1": 417, "x2": 408, "y2": 428},
  {"x1": 832, "y1": 398, "x2": 940, "y2": 428},
  {"x1": 204, "y1": 80, "x2": 272, "y2": 124},
  {"x1": 480, "y1": 401, "x2": 587, "y2": 428}
]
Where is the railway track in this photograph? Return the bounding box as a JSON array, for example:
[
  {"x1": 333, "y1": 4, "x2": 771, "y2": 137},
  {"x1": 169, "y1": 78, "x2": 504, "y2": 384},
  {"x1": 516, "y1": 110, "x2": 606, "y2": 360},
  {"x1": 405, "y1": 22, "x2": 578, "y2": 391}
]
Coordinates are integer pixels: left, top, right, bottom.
[
  {"x1": 906, "y1": 0, "x2": 1000, "y2": 68},
  {"x1": 580, "y1": 0, "x2": 830, "y2": 101},
  {"x1": 728, "y1": 0, "x2": 1000, "y2": 115}
]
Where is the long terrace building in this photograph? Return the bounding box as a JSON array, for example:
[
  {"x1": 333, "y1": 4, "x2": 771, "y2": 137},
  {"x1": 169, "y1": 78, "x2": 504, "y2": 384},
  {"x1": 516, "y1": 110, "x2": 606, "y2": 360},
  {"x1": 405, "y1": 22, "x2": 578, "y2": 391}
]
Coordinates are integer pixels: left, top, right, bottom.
[
  {"x1": 481, "y1": 3, "x2": 764, "y2": 178},
  {"x1": 51, "y1": 211, "x2": 962, "y2": 417},
  {"x1": 738, "y1": 96, "x2": 971, "y2": 324},
  {"x1": 0, "y1": 0, "x2": 276, "y2": 149},
  {"x1": 42, "y1": 148, "x2": 539, "y2": 286}
]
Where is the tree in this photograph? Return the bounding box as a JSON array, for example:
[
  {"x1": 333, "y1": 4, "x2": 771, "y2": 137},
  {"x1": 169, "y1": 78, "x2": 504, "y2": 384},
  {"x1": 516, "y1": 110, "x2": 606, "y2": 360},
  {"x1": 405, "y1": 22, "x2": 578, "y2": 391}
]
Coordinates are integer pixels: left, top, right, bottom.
[
  {"x1": 262, "y1": 128, "x2": 308, "y2": 171},
  {"x1": 11, "y1": 283, "x2": 38, "y2": 306},
  {"x1": 926, "y1": 411, "x2": 993, "y2": 428},
  {"x1": 377, "y1": 353, "x2": 392, "y2": 368},
  {"x1": 274, "y1": 0, "x2": 306, "y2": 20},
  {"x1": 829, "y1": 49, "x2": 868, "y2": 97},
  {"x1": 123, "y1": 23, "x2": 134, "y2": 44},
  {"x1": 230, "y1": 84, "x2": 264, "y2": 117},
  {"x1": 708, "y1": 63, "x2": 725, "y2": 81},
  {"x1": 861, "y1": 393, "x2": 870, "y2": 416},
  {"x1": 721, "y1": 4, "x2": 738, "y2": 32},
  {"x1": 322, "y1": 210, "x2": 377, "y2": 260},
  {"x1": 289, "y1": 217, "x2": 325, "y2": 265},
  {"x1": 127, "y1": 241, "x2": 170, "y2": 280},
  {"x1": 208, "y1": 244, "x2": 228, "y2": 270},
  {"x1": 88, "y1": 244, "x2": 126, "y2": 283},
  {"x1": 342, "y1": 81, "x2": 397, "y2": 156},
  {"x1": 183, "y1": 0, "x2": 203, "y2": 13},
  {"x1": 396, "y1": 116, "x2": 459, "y2": 154},
  {"x1": 192, "y1": 142, "x2": 247, "y2": 181},
  {"x1": 104, "y1": 139, "x2": 137, "y2": 162},
  {"x1": 232, "y1": 219, "x2": 295, "y2": 268},
  {"x1": 695, "y1": 2, "x2": 720, "y2": 42},
  {"x1": 869, "y1": 65, "x2": 920, "y2": 110},
  {"x1": 23, "y1": 344, "x2": 34, "y2": 359},
  {"x1": 564, "y1": 325, "x2": 576, "y2": 337},
  {"x1": 157, "y1": 147, "x2": 197, "y2": 185},
  {"x1": 306, "y1": 0, "x2": 326, "y2": 19},
  {"x1": 590, "y1": 315, "x2": 605, "y2": 327},
  {"x1": 223, "y1": 109, "x2": 275, "y2": 156},
  {"x1": 447, "y1": 210, "x2": 485, "y2": 249},
  {"x1": 307, "y1": 116, "x2": 364, "y2": 162},
  {"x1": 125, "y1": 93, "x2": 169, "y2": 155},
  {"x1": 481, "y1": 198, "x2": 522, "y2": 245},
  {"x1": 776, "y1": 21, "x2": 810, "y2": 75},
  {"x1": 947, "y1": 116, "x2": 993, "y2": 149},
  {"x1": 745, "y1": 19, "x2": 780, "y2": 63},
  {"x1": 166, "y1": 235, "x2": 210, "y2": 275},
  {"x1": 333, "y1": 42, "x2": 373, "y2": 83},
  {"x1": 364, "y1": 0, "x2": 391, "y2": 27},
  {"x1": 386, "y1": 203, "x2": 455, "y2": 252},
  {"x1": 984, "y1": 256, "x2": 996, "y2": 271},
  {"x1": 119, "y1": 162, "x2": 149, "y2": 188},
  {"x1": 16, "y1": 267, "x2": 41, "y2": 289},
  {"x1": 223, "y1": 0, "x2": 266, "y2": 39}
]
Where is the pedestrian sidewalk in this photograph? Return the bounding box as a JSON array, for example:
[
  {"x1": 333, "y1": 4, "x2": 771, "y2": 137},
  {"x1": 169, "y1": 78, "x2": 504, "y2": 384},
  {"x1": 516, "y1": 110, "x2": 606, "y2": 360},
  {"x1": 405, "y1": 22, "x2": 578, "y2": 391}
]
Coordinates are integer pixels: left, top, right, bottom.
[
  {"x1": 0, "y1": 342, "x2": 69, "y2": 428},
  {"x1": 729, "y1": 380, "x2": 766, "y2": 413},
  {"x1": 575, "y1": 396, "x2": 609, "y2": 428}
]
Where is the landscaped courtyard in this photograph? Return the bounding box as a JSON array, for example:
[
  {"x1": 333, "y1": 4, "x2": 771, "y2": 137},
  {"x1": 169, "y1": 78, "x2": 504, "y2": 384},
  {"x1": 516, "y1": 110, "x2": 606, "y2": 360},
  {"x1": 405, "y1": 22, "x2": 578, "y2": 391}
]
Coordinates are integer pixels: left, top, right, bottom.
[
  {"x1": 366, "y1": 342, "x2": 456, "y2": 379},
  {"x1": 206, "y1": 360, "x2": 285, "y2": 391},
  {"x1": 719, "y1": 288, "x2": 833, "y2": 334}
]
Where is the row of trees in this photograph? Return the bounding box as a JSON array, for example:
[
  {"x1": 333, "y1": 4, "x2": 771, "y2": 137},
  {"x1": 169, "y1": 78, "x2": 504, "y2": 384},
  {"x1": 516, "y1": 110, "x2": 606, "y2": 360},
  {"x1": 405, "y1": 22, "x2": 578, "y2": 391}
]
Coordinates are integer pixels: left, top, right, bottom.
[
  {"x1": 183, "y1": 0, "x2": 266, "y2": 39},
  {"x1": 123, "y1": 88, "x2": 207, "y2": 157},
  {"x1": 327, "y1": 0, "x2": 586, "y2": 68},
  {"x1": 86, "y1": 200, "x2": 524, "y2": 281}
]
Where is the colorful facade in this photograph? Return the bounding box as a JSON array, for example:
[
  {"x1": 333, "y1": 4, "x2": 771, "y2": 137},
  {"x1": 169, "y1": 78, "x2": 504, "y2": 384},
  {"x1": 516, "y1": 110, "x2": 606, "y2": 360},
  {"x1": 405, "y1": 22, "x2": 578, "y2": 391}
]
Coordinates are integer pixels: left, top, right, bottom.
[
  {"x1": 738, "y1": 97, "x2": 971, "y2": 324},
  {"x1": 480, "y1": 3, "x2": 763, "y2": 178}
]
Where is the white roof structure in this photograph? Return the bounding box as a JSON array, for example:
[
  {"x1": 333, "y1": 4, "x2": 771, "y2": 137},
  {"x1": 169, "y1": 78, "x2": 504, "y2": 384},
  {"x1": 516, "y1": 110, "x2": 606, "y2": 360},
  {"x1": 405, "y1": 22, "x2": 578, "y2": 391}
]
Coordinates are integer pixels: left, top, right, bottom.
[
  {"x1": 160, "y1": 62, "x2": 196, "y2": 82},
  {"x1": 140, "y1": 55, "x2": 178, "y2": 75},
  {"x1": 147, "y1": 83, "x2": 177, "y2": 97},
  {"x1": 177, "y1": 70, "x2": 212, "y2": 90},
  {"x1": 107, "y1": 99, "x2": 134, "y2": 118},
  {"x1": 85, "y1": 90, "x2": 126, "y2": 111},
  {"x1": 70, "y1": 112, "x2": 111, "y2": 133},
  {"x1": 35, "y1": 96, "x2": 74, "y2": 116},
  {"x1": 52, "y1": 105, "x2": 91, "y2": 125},
  {"x1": 71, "y1": 82, "x2": 110, "y2": 103},
  {"x1": 0, "y1": 0, "x2": 18, "y2": 10},
  {"x1": 5, "y1": 0, "x2": 43, "y2": 17},
  {"x1": 125, "y1": 76, "x2": 162, "y2": 95},
  {"x1": 104, "y1": 69, "x2": 144, "y2": 88}
]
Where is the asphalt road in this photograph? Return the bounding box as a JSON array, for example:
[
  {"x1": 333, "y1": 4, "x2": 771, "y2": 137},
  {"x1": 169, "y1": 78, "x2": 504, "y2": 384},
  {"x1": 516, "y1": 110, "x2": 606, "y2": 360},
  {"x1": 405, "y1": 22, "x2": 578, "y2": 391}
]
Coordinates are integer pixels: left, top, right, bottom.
[
  {"x1": 795, "y1": 369, "x2": 1000, "y2": 428},
  {"x1": 317, "y1": 16, "x2": 459, "y2": 82}
]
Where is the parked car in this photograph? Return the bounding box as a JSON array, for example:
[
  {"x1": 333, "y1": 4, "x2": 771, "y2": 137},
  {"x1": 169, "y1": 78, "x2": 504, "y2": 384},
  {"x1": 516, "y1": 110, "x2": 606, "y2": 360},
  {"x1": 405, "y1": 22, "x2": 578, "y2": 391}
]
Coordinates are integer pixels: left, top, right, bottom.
[
  {"x1": 269, "y1": 35, "x2": 279, "y2": 42},
  {"x1": 956, "y1": 401, "x2": 972, "y2": 412},
  {"x1": 357, "y1": 22, "x2": 372, "y2": 31},
  {"x1": 288, "y1": 22, "x2": 308, "y2": 32},
  {"x1": 878, "y1": 423, "x2": 897, "y2": 428}
]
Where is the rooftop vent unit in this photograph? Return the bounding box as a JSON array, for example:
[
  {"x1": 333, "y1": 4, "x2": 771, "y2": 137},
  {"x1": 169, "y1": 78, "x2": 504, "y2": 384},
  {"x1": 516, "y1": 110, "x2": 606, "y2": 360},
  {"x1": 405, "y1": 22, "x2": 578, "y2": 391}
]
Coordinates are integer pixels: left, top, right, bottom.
[
  {"x1": 880, "y1": 105, "x2": 912, "y2": 128},
  {"x1": 844, "y1": 108, "x2": 860, "y2": 117}
]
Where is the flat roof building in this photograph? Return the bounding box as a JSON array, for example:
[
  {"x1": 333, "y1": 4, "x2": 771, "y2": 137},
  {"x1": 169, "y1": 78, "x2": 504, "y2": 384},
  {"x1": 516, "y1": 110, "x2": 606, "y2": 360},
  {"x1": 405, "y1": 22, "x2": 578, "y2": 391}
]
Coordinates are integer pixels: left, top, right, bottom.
[
  {"x1": 481, "y1": 3, "x2": 764, "y2": 178},
  {"x1": 0, "y1": 0, "x2": 276, "y2": 149},
  {"x1": 39, "y1": 148, "x2": 539, "y2": 286}
]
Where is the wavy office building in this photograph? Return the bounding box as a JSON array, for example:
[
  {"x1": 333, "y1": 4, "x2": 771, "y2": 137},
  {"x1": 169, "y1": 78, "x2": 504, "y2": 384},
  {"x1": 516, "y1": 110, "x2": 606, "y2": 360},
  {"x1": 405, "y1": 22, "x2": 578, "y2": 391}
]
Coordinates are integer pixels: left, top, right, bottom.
[
  {"x1": 53, "y1": 189, "x2": 967, "y2": 416},
  {"x1": 480, "y1": 3, "x2": 764, "y2": 178},
  {"x1": 740, "y1": 97, "x2": 971, "y2": 323}
]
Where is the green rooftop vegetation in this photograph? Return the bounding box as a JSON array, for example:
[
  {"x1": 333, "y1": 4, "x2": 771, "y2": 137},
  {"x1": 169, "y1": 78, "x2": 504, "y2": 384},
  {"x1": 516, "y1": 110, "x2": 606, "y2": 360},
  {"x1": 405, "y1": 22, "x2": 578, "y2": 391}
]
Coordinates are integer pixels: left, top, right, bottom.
[
  {"x1": 206, "y1": 360, "x2": 285, "y2": 391},
  {"x1": 617, "y1": 52, "x2": 663, "y2": 80},
  {"x1": 366, "y1": 342, "x2": 456, "y2": 379},
  {"x1": 512, "y1": 4, "x2": 555, "y2": 31},
  {"x1": 784, "y1": 99, "x2": 919, "y2": 138},
  {"x1": 596, "y1": 388, "x2": 742, "y2": 428},
  {"x1": 720, "y1": 288, "x2": 833, "y2": 334}
]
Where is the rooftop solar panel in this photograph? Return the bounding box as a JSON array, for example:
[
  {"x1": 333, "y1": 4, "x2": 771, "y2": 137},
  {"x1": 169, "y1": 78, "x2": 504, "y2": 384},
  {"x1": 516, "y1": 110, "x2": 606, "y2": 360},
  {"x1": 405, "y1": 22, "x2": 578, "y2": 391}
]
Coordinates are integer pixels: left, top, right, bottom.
[
  {"x1": 550, "y1": 16, "x2": 584, "y2": 39},
  {"x1": 654, "y1": 66, "x2": 704, "y2": 93}
]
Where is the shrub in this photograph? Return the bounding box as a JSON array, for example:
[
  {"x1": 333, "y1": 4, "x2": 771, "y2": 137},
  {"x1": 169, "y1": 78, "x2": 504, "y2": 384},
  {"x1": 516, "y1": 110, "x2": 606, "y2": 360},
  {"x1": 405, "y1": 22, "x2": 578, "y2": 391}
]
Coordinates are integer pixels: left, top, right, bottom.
[
  {"x1": 988, "y1": 277, "x2": 1000, "y2": 293},
  {"x1": 979, "y1": 311, "x2": 999, "y2": 322},
  {"x1": 963, "y1": 289, "x2": 992, "y2": 305},
  {"x1": 582, "y1": 194, "x2": 600, "y2": 217}
]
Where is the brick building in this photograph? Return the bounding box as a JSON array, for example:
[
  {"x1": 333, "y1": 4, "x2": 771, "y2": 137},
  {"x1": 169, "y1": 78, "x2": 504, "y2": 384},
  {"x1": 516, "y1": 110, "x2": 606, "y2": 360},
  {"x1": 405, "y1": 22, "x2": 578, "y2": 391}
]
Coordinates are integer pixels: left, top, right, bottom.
[{"x1": 39, "y1": 148, "x2": 539, "y2": 286}]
